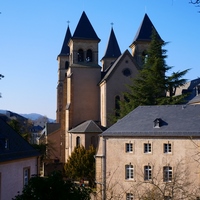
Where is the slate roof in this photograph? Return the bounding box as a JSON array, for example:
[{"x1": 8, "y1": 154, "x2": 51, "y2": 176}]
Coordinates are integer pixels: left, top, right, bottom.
[
  {"x1": 101, "y1": 28, "x2": 121, "y2": 60},
  {"x1": 0, "y1": 118, "x2": 40, "y2": 162},
  {"x1": 69, "y1": 120, "x2": 104, "y2": 133},
  {"x1": 102, "y1": 105, "x2": 200, "y2": 137},
  {"x1": 58, "y1": 26, "x2": 71, "y2": 56},
  {"x1": 72, "y1": 11, "x2": 100, "y2": 41},
  {"x1": 130, "y1": 14, "x2": 162, "y2": 46}
]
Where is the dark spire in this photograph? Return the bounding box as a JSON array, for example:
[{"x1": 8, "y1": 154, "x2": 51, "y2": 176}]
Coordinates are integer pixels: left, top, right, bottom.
[
  {"x1": 102, "y1": 27, "x2": 121, "y2": 59},
  {"x1": 130, "y1": 14, "x2": 162, "y2": 44},
  {"x1": 72, "y1": 11, "x2": 100, "y2": 41},
  {"x1": 59, "y1": 25, "x2": 71, "y2": 56}
]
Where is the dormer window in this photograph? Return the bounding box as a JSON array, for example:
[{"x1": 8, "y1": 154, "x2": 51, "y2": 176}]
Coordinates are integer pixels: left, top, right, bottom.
[
  {"x1": 86, "y1": 49, "x2": 92, "y2": 62},
  {"x1": 154, "y1": 118, "x2": 161, "y2": 128},
  {"x1": 78, "y1": 49, "x2": 84, "y2": 62}
]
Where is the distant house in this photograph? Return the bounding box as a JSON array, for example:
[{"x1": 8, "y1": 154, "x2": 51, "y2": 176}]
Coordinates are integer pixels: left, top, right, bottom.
[
  {"x1": 96, "y1": 105, "x2": 200, "y2": 199},
  {"x1": 175, "y1": 77, "x2": 200, "y2": 104},
  {"x1": 0, "y1": 118, "x2": 40, "y2": 200}
]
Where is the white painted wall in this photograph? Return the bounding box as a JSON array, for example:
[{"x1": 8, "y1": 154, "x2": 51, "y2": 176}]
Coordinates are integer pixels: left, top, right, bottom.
[{"x1": 0, "y1": 157, "x2": 38, "y2": 200}]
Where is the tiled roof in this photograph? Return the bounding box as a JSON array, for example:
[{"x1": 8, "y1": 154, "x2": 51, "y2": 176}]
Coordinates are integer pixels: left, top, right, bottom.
[
  {"x1": 102, "y1": 105, "x2": 200, "y2": 137},
  {"x1": 72, "y1": 11, "x2": 100, "y2": 41},
  {"x1": 69, "y1": 120, "x2": 104, "y2": 133},
  {"x1": 130, "y1": 14, "x2": 162, "y2": 45},
  {"x1": 58, "y1": 26, "x2": 71, "y2": 56},
  {"x1": 102, "y1": 28, "x2": 121, "y2": 59},
  {"x1": 0, "y1": 118, "x2": 40, "y2": 162}
]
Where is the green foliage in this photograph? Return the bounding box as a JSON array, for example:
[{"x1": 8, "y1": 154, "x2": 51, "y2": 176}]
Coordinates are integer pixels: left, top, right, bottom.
[
  {"x1": 8, "y1": 119, "x2": 32, "y2": 141},
  {"x1": 114, "y1": 29, "x2": 189, "y2": 121},
  {"x1": 12, "y1": 171, "x2": 91, "y2": 200},
  {"x1": 0, "y1": 74, "x2": 4, "y2": 98},
  {"x1": 64, "y1": 145, "x2": 96, "y2": 187}
]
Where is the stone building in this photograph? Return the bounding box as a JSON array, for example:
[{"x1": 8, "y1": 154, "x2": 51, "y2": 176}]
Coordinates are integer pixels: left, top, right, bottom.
[
  {"x1": 96, "y1": 105, "x2": 200, "y2": 199},
  {"x1": 50, "y1": 11, "x2": 162, "y2": 164}
]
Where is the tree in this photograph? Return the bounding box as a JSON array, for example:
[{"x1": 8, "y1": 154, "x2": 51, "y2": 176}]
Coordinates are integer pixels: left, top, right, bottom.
[
  {"x1": 64, "y1": 145, "x2": 96, "y2": 187},
  {"x1": 8, "y1": 119, "x2": 32, "y2": 141},
  {"x1": 132, "y1": 160, "x2": 199, "y2": 199},
  {"x1": 190, "y1": 0, "x2": 200, "y2": 4},
  {"x1": 12, "y1": 171, "x2": 91, "y2": 200},
  {"x1": 0, "y1": 74, "x2": 4, "y2": 98},
  {"x1": 94, "y1": 160, "x2": 200, "y2": 200},
  {"x1": 115, "y1": 29, "x2": 189, "y2": 120}
]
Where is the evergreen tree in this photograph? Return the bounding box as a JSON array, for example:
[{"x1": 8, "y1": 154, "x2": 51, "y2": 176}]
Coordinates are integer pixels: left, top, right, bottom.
[
  {"x1": 64, "y1": 145, "x2": 96, "y2": 187},
  {"x1": 13, "y1": 171, "x2": 91, "y2": 200},
  {"x1": 116, "y1": 29, "x2": 189, "y2": 120}
]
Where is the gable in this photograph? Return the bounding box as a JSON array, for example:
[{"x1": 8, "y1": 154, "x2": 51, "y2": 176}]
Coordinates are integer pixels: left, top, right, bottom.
[{"x1": 100, "y1": 50, "x2": 139, "y2": 84}]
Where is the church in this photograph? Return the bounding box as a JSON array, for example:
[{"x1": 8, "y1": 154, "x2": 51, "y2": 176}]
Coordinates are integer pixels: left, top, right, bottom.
[{"x1": 45, "y1": 11, "x2": 162, "y2": 164}]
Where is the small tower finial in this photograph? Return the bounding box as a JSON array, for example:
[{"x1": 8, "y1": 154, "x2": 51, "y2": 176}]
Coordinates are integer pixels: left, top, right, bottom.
[
  {"x1": 67, "y1": 20, "x2": 70, "y2": 26},
  {"x1": 111, "y1": 22, "x2": 114, "y2": 28}
]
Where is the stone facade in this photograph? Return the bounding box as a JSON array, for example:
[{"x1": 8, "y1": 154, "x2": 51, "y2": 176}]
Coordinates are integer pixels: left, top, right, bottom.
[{"x1": 96, "y1": 105, "x2": 200, "y2": 199}]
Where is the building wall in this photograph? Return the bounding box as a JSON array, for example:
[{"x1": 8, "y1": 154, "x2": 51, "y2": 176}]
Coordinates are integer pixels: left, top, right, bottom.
[
  {"x1": 67, "y1": 66, "x2": 101, "y2": 129},
  {"x1": 103, "y1": 54, "x2": 138, "y2": 127},
  {"x1": 0, "y1": 157, "x2": 38, "y2": 200},
  {"x1": 96, "y1": 136, "x2": 200, "y2": 199},
  {"x1": 47, "y1": 129, "x2": 61, "y2": 161}
]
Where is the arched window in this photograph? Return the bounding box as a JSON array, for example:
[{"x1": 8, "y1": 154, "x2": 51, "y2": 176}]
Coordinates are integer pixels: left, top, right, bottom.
[
  {"x1": 76, "y1": 136, "x2": 80, "y2": 147},
  {"x1": 91, "y1": 136, "x2": 96, "y2": 147},
  {"x1": 65, "y1": 61, "x2": 69, "y2": 69},
  {"x1": 86, "y1": 49, "x2": 92, "y2": 62},
  {"x1": 115, "y1": 95, "x2": 120, "y2": 117},
  {"x1": 142, "y1": 50, "x2": 148, "y2": 64},
  {"x1": 78, "y1": 49, "x2": 84, "y2": 62}
]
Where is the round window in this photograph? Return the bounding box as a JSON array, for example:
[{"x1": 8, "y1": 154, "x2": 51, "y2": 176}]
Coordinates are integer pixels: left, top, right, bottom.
[{"x1": 122, "y1": 68, "x2": 131, "y2": 77}]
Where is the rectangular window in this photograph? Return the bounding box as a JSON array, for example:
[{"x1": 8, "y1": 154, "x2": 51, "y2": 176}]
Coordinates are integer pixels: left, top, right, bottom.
[
  {"x1": 126, "y1": 143, "x2": 133, "y2": 153},
  {"x1": 126, "y1": 193, "x2": 134, "y2": 200},
  {"x1": 144, "y1": 165, "x2": 152, "y2": 180},
  {"x1": 144, "y1": 143, "x2": 151, "y2": 153},
  {"x1": 125, "y1": 164, "x2": 134, "y2": 180},
  {"x1": 23, "y1": 167, "x2": 30, "y2": 186},
  {"x1": 164, "y1": 143, "x2": 172, "y2": 153},
  {"x1": 163, "y1": 166, "x2": 172, "y2": 182}
]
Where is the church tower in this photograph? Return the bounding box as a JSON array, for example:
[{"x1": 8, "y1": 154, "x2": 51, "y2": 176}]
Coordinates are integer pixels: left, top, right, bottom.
[
  {"x1": 129, "y1": 14, "x2": 162, "y2": 69},
  {"x1": 101, "y1": 27, "x2": 121, "y2": 71},
  {"x1": 56, "y1": 26, "x2": 71, "y2": 123},
  {"x1": 61, "y1": 12, "x2": 102, "y2": 162}
]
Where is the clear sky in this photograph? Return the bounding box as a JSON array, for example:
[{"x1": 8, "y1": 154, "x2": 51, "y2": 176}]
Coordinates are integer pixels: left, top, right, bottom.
[{"x1": 0, "y1": 0, "x2": 199, "y2": 119}]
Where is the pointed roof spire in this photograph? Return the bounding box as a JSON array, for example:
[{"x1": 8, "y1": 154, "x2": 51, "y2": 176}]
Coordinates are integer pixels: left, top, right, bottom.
[
  {"x1": 72, "y1": 11, "x2": 100, "y2": 41},
  {"x1": 102, "y1": 27, "x2": 121, "y2": 59},
  {"x1": 131, "y1": 14, "x2": 162, "y2": 44},
  {"x1": 59, "y1": 25, "x2": 71, "y2": 56}
]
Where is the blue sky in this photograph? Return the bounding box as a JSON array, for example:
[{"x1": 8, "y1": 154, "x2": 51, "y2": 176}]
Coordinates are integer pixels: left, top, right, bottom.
[{"x1": 0, "y1": 0, "x2": 199, "y2": 119}]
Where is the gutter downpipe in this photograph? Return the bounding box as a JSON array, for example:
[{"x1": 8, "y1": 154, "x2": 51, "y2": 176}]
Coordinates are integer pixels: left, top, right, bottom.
[{"x1": 102, "y1": 136, "x2": 106, "y2": 200}]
